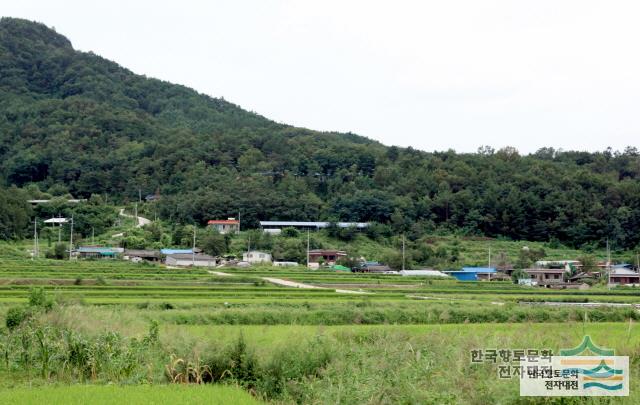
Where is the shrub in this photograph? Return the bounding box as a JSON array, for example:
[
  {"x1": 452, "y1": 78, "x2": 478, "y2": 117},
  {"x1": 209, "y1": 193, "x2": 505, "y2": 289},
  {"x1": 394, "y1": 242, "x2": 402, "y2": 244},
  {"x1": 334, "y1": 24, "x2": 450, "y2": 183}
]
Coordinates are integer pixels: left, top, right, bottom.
[
  {"x1": 280, "y1": 227, "x2": 299, "y2": 238},
  {"x1": 28, "y1": 287, "x2": 54, "y2": 311},
  {"x1": 5, "y1": 306, "x2": 30, "y2": 330},
  {"x1": 45, "y1": 242, "x2": 68, "y2": 260}
]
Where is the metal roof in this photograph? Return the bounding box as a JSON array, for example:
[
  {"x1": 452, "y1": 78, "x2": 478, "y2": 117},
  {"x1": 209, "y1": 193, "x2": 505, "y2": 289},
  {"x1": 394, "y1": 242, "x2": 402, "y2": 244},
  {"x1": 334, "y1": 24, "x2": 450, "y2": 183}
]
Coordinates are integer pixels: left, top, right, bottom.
[
  {"x1": 124, "y1": 249, "x2": 160, "y2": 257},
  {"x1": 166, "y1": 253, "x2": 216, "y2": 261},
  {"x1": 461, "y1": 267, "x2": 497, "y2": 273},
  {"x1": 161, "y1": 249, "x2": 193, "y2": 255},
  {"x1": 44, "y1": 218, "x2": 68, "y2": 224},
  {"x1": 28, "y1": 199, "x2": 86, "y2": 204},
  {"x1": 260, "y1": 221, "x2": 369, "y2": 228},
  {"x1": 208, "y1": 220, "x2": 239, "y2": 225},
  {"x1": 610, "y1": 269, "x2": 639, "y2": 276},
  {"x1": 78, "y1": 247, "x2": 123, "y2": 253}
]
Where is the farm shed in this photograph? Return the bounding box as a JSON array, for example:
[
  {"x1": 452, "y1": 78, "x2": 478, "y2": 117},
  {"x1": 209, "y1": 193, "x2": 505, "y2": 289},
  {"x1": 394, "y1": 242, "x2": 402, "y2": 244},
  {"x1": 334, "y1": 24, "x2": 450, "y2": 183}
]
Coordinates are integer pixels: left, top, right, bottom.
[
  {"x1": 243, "y1": 251, "x2": 272, "y2": 264},
  {"x1": 259, "y1": 221, "x2": 369, "y2": 232},
  {"x1": 274, "y1": 261, "x2": 298, "y2": 267},
  {"x1": 161, "y1": 249, "x2": 194, "y2": 255},
  {"x1": 77, "y1": 247, "x2": 123, "y2": 259},
  {"x1": 445, "y1": 267, "x2": 497, "y2": 281},
  {"x1": 165, "y1": 253, "x2": 217, "y2": 267},
  {"x1": 124, "y1": 249, "x2": 161, "y2": 262}
]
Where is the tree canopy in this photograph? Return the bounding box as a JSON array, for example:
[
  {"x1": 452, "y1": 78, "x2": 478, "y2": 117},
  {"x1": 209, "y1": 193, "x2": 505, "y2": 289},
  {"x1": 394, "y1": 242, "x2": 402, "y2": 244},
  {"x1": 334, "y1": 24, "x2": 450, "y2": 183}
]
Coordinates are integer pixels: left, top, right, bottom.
[{"x1": 1, "y1": 18, "x2": 640, "y2": 249}]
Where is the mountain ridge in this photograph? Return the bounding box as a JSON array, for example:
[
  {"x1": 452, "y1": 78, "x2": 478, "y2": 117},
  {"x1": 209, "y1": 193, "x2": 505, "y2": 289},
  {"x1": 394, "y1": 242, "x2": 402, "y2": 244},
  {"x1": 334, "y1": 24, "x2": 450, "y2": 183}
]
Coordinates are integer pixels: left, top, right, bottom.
[{"x1": 1, "y1": 17, "x2": 639, "y2": 249}]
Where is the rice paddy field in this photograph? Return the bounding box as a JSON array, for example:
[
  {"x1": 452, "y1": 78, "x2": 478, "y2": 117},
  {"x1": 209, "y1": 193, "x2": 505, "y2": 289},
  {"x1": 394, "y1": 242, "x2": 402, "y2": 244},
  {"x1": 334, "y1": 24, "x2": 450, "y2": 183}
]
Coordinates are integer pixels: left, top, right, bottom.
[{"x1": 0, "y1": 254, "x2": 639, "y2": 404}]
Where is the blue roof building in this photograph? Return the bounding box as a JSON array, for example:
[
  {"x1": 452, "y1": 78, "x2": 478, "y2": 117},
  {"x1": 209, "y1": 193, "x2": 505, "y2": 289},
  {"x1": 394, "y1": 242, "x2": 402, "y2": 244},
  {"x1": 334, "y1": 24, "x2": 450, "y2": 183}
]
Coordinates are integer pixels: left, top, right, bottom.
[{"x1": 445, "y1": 267, "x2": 497, "y2": 281}]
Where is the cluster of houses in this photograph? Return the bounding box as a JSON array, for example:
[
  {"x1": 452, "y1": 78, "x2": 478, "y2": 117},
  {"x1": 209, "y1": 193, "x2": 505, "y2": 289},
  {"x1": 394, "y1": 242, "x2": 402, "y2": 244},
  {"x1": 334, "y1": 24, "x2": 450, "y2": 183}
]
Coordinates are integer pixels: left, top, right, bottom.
[
  {"x1": 74, "y1": 243, "x2": 640, "y2": 287},
  {"x1": 69, "y1": 217, "x2": 640, "y2": 288},
  {"x1": 438, "y1": 260, "x2": 640, "y2": 288},
  {"x1": 74, "y1": 245, "x2": 356, "y2": 270}
]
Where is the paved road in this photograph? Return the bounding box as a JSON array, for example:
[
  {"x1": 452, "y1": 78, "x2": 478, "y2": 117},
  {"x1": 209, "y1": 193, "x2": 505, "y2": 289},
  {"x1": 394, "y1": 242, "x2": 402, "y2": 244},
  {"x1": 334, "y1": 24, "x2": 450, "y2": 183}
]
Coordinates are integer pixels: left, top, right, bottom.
[
  {"x1": 119, "y1": 208, "x2": 151, "y2": 227},
  {"x1": 112, "y1": 209, "x2": 151, "y2": 237}
]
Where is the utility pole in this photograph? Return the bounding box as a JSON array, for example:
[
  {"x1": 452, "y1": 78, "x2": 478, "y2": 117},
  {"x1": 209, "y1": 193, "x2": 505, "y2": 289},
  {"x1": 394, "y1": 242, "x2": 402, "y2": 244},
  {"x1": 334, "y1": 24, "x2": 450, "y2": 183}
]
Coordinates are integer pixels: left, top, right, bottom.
[
  {"x1": 402, "y1": 234, "x2": 406, "y2": 271},
  {"x1": 138, "y1": 188, "x2": 142, "y2": 203},
  {"x1": 134, "y1": 203, "x2": 138, "y2": 226},
  {"x1": 238, "y1": 210, "x2": 241, "y2": 234},
  {"x1": 606, "y1": 238, "x2": 611, "y2": 288},
  {"x1": 33, "y1": 218, "x2": 38, "y2": 260},
  {"x1": 69, "y1": 216, "x2": 74, "y2": 260},
  {"x1": 92, "y1": 227, "x2": 95, "y2": 245},
  {"x1": 192, "y1": 226, "x2": 196, "y2": 266},
  {"x1": 307, "y1": 230, "x2": 310, "y2": 269}
]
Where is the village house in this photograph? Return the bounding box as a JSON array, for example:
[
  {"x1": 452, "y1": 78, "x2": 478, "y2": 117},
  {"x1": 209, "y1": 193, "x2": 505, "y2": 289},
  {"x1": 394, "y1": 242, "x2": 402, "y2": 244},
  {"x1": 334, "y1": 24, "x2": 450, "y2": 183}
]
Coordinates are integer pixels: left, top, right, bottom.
[
  {"x1": 608, "y1": 268, "x2": 640, "y2": 286},
  {"x1": 165, "y1": 253, "x2": 217, "y2": 267},
  {"x1": 524, "y1": 268, "x2": 566, "y2": 286},
  {"x1": 242, "y1": 250, "x2": 272, "y2": 264},
  {"x1": 207, "y1": 218, "x2": 239, "y2": 234},
  {"x1": 308, "y1": 249, "x2": 347, "y2": 266}
]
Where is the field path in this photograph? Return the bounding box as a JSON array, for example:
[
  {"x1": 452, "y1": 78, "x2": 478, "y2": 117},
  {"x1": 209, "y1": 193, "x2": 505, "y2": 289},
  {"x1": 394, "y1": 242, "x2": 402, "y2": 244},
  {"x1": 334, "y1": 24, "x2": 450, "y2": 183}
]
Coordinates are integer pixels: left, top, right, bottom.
[
  {"x1": 262, "y1": 277, "x2": 324, "y2": 289},
  {"x1": 119, "y1": 208, "x2": 151, "y2": 227},
  {"x1": 208, "y1": 271, "x2": 234, "y2": 277},
  {"x1": 262, "y1": 277, "x2": 372, "y2": 294}
]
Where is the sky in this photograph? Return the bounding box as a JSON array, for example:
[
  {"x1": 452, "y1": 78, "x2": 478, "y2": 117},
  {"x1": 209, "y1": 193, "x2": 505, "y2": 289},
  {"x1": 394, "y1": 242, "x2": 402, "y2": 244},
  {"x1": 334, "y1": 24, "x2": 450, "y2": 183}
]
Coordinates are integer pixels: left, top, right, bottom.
[{"x1": 4, "y1": 1, "x2": 640, "y2": 153}]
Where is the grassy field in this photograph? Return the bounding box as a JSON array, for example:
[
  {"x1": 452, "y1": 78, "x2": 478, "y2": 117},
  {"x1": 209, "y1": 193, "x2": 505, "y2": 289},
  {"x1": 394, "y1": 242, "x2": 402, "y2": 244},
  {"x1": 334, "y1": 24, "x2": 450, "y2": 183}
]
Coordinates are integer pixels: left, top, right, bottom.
[
  {"x1": 0, "y1": 384, "x2": 262, "y2": 405},
  {"x1": 0, "y1": 250, "x2": 639, "y2": 403}
]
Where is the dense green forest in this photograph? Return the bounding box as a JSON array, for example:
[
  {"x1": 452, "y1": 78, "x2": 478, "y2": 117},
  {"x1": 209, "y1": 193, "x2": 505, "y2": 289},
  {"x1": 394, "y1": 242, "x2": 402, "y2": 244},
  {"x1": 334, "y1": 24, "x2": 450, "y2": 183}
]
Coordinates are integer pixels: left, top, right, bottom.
[{"x1": 1, "y1": 17, "x2": 640, "y2": 249}]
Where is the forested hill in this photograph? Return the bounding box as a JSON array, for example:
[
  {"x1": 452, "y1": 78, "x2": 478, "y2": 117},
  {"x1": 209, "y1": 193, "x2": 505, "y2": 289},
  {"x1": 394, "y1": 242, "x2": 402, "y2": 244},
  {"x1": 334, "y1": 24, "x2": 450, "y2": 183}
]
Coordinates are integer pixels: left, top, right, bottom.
[{"x1": 1, "y1": 17, "x2": 640, "y2": 249}]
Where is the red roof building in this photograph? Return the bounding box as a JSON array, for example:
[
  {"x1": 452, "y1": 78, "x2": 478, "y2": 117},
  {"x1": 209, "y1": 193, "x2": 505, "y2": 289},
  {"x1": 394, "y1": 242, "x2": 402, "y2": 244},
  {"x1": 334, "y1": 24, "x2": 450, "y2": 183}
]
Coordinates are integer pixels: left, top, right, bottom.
[{"x1": 207, "y1": 218, "x2": 240, "y2": 234}]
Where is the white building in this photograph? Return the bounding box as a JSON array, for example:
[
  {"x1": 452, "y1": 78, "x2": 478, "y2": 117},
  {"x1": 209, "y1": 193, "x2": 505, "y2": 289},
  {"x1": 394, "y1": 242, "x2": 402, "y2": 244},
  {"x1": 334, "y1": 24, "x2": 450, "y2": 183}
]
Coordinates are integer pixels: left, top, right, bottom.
[
  {"x1": 165, "y1": 253, "x2": 217, "y2": 267},
  {"x1": 242, "y1": 251, "x2": 272, "y2": 264},
  {"x1": 399, "y1": 270, "x2": 449, "y2": 277},
  {"x1": 274, "y1": 261, "x2": 298, "y2": 267}
]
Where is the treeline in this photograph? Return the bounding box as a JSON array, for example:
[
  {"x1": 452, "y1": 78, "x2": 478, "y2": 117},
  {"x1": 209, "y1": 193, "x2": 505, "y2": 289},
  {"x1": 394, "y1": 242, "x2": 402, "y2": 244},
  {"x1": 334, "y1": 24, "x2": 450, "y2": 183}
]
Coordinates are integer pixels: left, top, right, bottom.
[{"x1": 1, "y1": 18, "x2": 640, "y2": 249}]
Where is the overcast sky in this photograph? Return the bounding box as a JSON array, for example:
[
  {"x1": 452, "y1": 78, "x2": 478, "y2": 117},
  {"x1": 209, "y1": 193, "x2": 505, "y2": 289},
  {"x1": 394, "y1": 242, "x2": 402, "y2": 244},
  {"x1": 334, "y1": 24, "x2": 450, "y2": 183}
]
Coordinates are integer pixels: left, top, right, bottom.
[{"x1": 4, "y1": 1, "x2": 640, "y2": 153}]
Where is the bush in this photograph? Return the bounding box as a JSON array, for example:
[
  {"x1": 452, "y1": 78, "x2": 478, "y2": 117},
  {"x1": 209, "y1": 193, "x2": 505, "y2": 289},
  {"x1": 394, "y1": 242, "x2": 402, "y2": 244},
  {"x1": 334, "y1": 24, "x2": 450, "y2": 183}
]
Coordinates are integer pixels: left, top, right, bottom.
[
  {"x1": 45, "y1": 242, "x2": 68, "y2": 260},
  {"x1": 280, "y1": 227, "x2": 299, "y2": 238},
  {"x1": 5, "y1": 306, "x2": 30, "y2": 330},
  {"x1": 28, "y1": 287, "x2": 54, "y2": 310}
]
